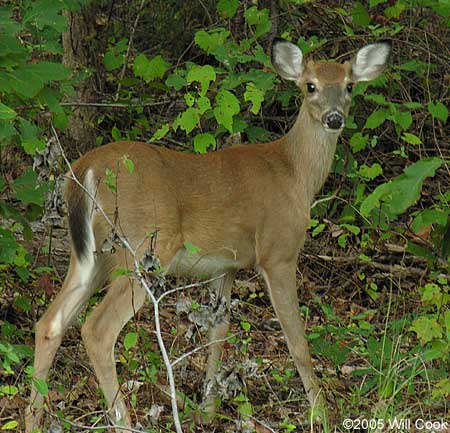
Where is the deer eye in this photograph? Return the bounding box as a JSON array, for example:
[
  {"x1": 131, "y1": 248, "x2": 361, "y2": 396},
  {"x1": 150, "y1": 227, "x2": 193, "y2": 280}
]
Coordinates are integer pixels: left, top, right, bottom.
[
  {"x1": 306, "y1": 83, "x2": 316, "y2": 93},
  {"x1": 346, "y1": 83, "x2": 353, "y2": 93}
]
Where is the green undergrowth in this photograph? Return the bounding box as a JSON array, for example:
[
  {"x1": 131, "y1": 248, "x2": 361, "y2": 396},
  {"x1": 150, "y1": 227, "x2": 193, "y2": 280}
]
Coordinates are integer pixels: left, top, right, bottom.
[{"x1": 0, "y1": 0, "x2": 449, "y2": 431}]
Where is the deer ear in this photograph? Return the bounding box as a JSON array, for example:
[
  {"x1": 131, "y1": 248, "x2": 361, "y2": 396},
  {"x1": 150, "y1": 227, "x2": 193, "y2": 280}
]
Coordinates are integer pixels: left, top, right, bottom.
[
  {"x1": 352, "y1": 41, "x2": 391, "y2": 82},
  {"x1": 271, "y1": 39, "x2": 304, "y2": 82}
]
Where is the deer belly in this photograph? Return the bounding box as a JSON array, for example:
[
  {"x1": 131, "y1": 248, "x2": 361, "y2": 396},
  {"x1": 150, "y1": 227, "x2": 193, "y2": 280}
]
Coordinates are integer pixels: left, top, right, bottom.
[{"x1": 166, "y1": 247, "x2": 251, "y2": 278}]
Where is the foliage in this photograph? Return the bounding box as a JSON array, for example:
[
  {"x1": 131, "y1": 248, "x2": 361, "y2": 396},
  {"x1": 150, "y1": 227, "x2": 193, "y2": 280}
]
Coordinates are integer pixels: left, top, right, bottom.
[
  {"x1": 0, "y1": 0, "x2": 90, "y2": 277},
  {"x1": 0, "y1": 1, "x2": 89, "y2": 428},
  {"x1": 0, "y1": 0, "x2": 449, "y2": 430}
]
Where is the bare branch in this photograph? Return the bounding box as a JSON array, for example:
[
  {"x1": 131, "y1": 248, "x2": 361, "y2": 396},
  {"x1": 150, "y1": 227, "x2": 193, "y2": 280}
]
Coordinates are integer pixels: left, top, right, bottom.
[
  {"x1": 171, "y1": 334, "x2": 237, "y2": 368},
  {"x1": 51, "y1": 414, "x2": 147, "y2": 433},
  {"x1": 61, "y1": 100, "x2": 171, "y2": 108},
  {"x1": 157, "y1": 274, "x2": 225, "y2": 303},
  {"x1": 51, "y1": 125, "x2": 184, "y2": 433}
]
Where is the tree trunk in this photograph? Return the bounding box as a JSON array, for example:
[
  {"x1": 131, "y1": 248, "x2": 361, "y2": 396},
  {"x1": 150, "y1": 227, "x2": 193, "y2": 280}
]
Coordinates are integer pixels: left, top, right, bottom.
[{"x1": 62, "y1": 7, "x2": 102, "y2": 155}]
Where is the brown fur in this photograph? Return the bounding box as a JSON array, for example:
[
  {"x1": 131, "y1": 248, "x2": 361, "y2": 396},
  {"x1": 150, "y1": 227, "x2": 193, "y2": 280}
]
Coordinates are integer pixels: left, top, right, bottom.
[{"x1": 315, "y1": 61, "x2": 346, "y2": 83}]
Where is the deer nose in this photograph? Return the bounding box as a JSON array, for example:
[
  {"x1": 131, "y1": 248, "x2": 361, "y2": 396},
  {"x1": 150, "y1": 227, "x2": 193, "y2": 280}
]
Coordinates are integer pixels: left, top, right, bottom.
[{"x1": 323, "y1": 111, "x2": 344, "y2": 130}]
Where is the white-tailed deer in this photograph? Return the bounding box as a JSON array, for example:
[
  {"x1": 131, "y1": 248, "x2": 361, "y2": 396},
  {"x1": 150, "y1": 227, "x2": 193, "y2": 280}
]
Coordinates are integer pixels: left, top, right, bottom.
[{"x1": 26, "y1": 38, "x2": 390, "y2": 431}]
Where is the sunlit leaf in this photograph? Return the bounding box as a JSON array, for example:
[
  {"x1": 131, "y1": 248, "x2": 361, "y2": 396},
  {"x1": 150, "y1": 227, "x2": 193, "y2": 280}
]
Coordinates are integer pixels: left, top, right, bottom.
[
  {"x1": 124, "y1": 332, "x2": 138, "y2": 351},
  {"x1": 193, "y1": 133, "x2": 215, "y2": 153},
  {"x1": 360, "y1": 158, "x2": 443, "y2": 219},
  {"x1": 214, "y1": 89, "x2": 240, "y2": 132}
]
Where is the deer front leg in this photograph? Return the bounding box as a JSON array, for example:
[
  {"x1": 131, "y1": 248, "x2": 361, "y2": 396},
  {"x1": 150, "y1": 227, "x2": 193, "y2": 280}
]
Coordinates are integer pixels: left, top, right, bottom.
[{"x1": 261, "y1": 261, "x2": 328, "y2": 425}]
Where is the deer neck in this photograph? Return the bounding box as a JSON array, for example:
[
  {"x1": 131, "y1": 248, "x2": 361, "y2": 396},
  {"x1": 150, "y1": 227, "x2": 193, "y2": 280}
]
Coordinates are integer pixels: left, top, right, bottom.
[{"x1": 284, "y1": 102, "x2": 339, "y2": 203}]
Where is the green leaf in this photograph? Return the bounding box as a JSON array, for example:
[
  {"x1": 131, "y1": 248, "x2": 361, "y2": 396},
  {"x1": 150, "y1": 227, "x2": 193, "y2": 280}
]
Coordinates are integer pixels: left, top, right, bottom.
[
  {"x1": 111, "y1": 126, "x2": 122, "y2": 141},
  {"x1": 184, "y1": 241, "x2": 201, "y2": 255},
  {"x1": 445, "y1": 310, "x2": 450, "y2": 333},
  {"x1": 173, "y1": 107, "x2": 200, "y2": 134},
  {"x1": 410, "y1": 317, "x2": 442, "y2": 345},
  {"x1": 244, "y1": 82, "x2": 264, "y2": 114},
  {"x1": 133, "y1": 54, "x2": 169, "y2": 83},
  {"x1": 403, "y1": 101, "x2": 423, "y2": 110},
  {"x1": 384, "y1": 0, "x2": 407, "y2": 18},
  {"x1": 123, "y1": 156, "x2": 134, "y2": 174},
  {"x1": 0, "y1": 228, "x2": 20, "y2": 264},
  {"x1": 360, "y1": 158, "x2": 444, "y2": 219},
  {"x1": 39, "y1": 88, "x2": 63, "y2": 114},
  {"x1": 431, "y1": 3, "x2": 450, "y2": 19},
  {"x1": 433, "y1": 378, "x2": 450, "y2": 399},
  {"x1": 397, "y1": 60, "x2": 429, "y2": 76},
  {"x1": 312, "y1": 223, "x2": 326, "y2": 237},
  {"x1": 246, "y1": 125, "x2": 268, "y2": 143},
  {"x1": 244, "y1": 7, "x2": 271, "y2": 36},
  {"x1": 0, "y1": 120, "x2": 17, "y2": 144},
  {"x1": 193, "y1": 133, "x2": 216, "y2": 153},
  {"x1": 214, "y1": 89, "x2": 240, "y2": 132},
  {"x1": 124, "y1": 332, "x2": 138, "y2": 351},
  {"x1": 364, "y1": 109, "x2": 388, "y2": 129},
  {"x1": 352, "y1": 2, "x2": 370, "y2": 27},
  {"x1": 151, "y1": 124, "x2": 170, "y2": 141},
  {"x1": 7, "y1": 66, "x2": 44, "y2": 98},
  {"x1": 0, "y1": 33, "x2": 24, "y2": 56},
  {"x1": 0, "y1": 385, "x2": 18, "y2": 396},
  {"x1": 165, "y1": 73, "x2": 186, "y2": 90},
  {"x1": 19, "y1": 119, "x2": 45, "y2": 155},
  {"x1": 24, "y1": 0, "x2": 67, "y2": 32},
  {"x1": 240, "y1": 321, "x2": 251, "y2": 332},
  {"x1": 195, "y1": 29, "x2": 230, "y2": 54},
  {"x1": 197, "y1": 96, "x2": 211, "y2": 114},
  {"x1": 341, "y1": 223, "x2": 361, "y2": 235},
  {"x1": 423, "y1": 339, "x2": 448, "y2": 361},
  {"x1": 111, "y1": 268, "x2": 133, "y2": 279},
  {"x1": 358, "y1": 163, "x2": 383, "y2": 180},
  {"x1": 0, "y1": 103, "x2": 16, "y2": 120},
  {"x1": 412, "y1": 209, "x2": 449, "y2": 233},
  {"x1": 187, "y1": 64, "x2": 216, "y2": 96},
  {"x1": 29, "y1": 62, "x2": 69, "y2": 81},
  {"x1": 421, "y1": 283, "x2": 442, "y2": 306},
  {"x1": 401, "y1": 132, "x2": 422, "y2": 145},
  {"x1": 297, "y1": 36, "x2": 328, "y2": 56},
  {"x1": 338, "y1": 233, "x2": 348, "y2": 248},
  {"x1": 428, "y1": 101, "x2": 449, "y2": 122},
  {"x1": 184, "y1": 92, "x2": 195, "y2": 107},
  {"x1": 1, "y1": 420, "x2": 18, "y2": 430},
  {"x1": 12, "y1": 169, "x2": 46, "y2": 206},
  {"x1": 238, "y1": 401, "x2": 253, "y2": 417},
  {"x1": 217, "y1": 0, "x2": 239, "y2": 18},
  {"x1": 53, "y1": 112, "x2": 68, "y2": 130},
  {"x1": 104, "y1": 50, "x2": 124, "y2": 71},
  {"x1": 364, "y1": 93, "x2": 388, "y2": 105},
  {"x1": 241, "y1": 70, "x2": 275, "y2": 91},
  {"x1": 391, "y1": 110, "x2": 412, "y2": 130},
  {"x1": 244, "y1": 6, "x2": 271, "y2": 38},
  {"x1": 350, "y1": 132, "x2": 369, "y2": 153},
  {"x1": 33, "y1": 378, "x2": 48, "y2": 397},
  {"x1": 104, "y1": 168, "x2": 117, "y2": 193},
  {"x1": 406, "y1": 241, "x2": 435, "y2": 261}
]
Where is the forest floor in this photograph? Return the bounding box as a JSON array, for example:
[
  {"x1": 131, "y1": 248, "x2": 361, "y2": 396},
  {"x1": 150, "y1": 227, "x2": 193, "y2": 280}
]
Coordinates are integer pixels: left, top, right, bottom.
[{"x1": 1, "y1": 216, "x2": 448, "y2": 432}]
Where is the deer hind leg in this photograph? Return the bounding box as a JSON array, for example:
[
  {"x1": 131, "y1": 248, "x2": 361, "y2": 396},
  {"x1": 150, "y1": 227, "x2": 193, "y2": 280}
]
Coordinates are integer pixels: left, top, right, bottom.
[
  {"x1": 261, "y1": 261, "x2": 327, "y2": 423},
  {"x1": 200, "y1": 271, "x2": 236, "y2": 421},
  {"x1": 26, "y1": 253, "x2": 99, "y2": 432},
  {"x1": 81, "y1": 276, "x2": 147, "y2": 432}
]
